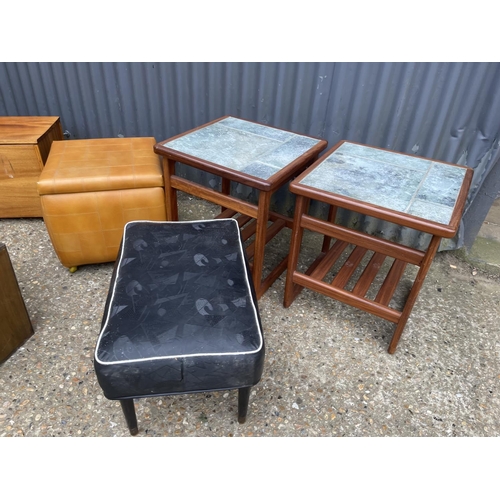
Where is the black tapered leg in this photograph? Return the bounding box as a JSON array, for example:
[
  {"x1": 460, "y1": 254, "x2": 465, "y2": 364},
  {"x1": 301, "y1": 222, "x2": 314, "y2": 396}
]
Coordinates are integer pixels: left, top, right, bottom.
[
  {"x1": 120, "y1": 399, "x2": 139, "y2": 435},
  {"x1": 238, "y1": 387, "x2": 251, "y2": 424}
]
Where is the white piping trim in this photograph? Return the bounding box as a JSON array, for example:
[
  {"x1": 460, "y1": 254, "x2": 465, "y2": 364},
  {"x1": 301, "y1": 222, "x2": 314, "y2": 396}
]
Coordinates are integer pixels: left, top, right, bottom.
[{"x1": 94, "y1": 218, "x2": 264, "y2": 366}]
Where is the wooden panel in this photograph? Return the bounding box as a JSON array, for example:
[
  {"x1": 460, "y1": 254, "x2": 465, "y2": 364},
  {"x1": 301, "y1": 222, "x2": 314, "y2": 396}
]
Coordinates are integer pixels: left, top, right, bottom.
[
  {"x1": 0, "y1": 145, "x2": 42, "y2": 176},
  {"x1": 0, "y1": 175, "x2": 43, "y2": 217},
  {"x1": 0, "y1": 243, "x2": 34, "y2": 363},
  {"x1": 0, "y1": 116, "x2": 61, "y2": 144},
  {"x1": 37, "y1": 119, "x2": 63, "y2": 163}
]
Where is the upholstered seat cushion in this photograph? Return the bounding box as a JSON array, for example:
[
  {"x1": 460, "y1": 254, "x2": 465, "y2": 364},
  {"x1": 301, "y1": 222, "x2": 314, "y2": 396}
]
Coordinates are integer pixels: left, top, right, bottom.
[{"x1": 94, "y1": 219, "x2": 265, "y2": 400}]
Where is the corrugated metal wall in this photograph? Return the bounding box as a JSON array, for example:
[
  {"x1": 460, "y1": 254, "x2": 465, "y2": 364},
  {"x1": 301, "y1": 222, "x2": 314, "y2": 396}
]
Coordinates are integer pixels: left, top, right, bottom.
[{"x1": 1, "y1": 62, "x2": 499, "y2": 250}]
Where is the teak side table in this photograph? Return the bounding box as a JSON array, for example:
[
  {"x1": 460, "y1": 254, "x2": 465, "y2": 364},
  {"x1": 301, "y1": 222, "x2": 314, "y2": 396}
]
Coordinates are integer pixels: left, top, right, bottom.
[
  {"x1": 283, "y1": 141, "x2": 473, "y2": 353},
  {"x1": 154, "y1": 116, "x2": 327, "y2": 299},
  {"x1": 0, "y1": 116, "x2": 63, "y2": 218}
]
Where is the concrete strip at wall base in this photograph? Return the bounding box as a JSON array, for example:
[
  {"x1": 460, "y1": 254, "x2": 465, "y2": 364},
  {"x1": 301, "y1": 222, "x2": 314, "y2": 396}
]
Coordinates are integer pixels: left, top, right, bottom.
[{"x1": 453, "y1": 198, "x2": 500, "y2": 276}]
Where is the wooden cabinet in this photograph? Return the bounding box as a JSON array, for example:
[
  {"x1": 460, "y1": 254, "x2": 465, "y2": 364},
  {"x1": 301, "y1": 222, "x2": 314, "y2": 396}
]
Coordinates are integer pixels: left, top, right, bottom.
[
  {"x1": 0, "y1": 116, "x2": 64, "y2": 217},
  {"x1": 0, "y1": 243, "x2": 34, "y2": 363}
]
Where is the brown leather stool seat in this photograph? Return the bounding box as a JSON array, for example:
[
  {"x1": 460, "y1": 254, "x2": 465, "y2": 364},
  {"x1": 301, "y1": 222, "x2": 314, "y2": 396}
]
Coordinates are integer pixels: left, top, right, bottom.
[{"x1": 37, "y1": 138, "x2": 166, "y2": 269}]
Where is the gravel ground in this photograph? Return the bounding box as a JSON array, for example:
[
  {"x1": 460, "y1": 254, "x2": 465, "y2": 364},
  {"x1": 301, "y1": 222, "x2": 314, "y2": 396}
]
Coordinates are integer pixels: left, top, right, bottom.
[{"x1": 1, "y1": 194, "x2": 499, "y2": 439}]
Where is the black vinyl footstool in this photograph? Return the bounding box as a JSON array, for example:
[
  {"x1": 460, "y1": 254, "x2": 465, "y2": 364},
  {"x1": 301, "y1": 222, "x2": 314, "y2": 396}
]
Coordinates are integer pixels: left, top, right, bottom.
[{"x1": 94, "y1": 219, "x2": 265, "y2": 435}]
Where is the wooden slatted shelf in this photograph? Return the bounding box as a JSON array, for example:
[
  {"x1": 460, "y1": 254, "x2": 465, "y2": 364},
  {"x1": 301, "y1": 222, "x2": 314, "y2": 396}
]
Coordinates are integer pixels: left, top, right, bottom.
[
  {"x1": 375, "y1": 259, "x2": 408, "y2": 306},
  {"x1": 309, "y1": 240, "x2": 348, "y2": 281},
  {"x1": 294, "y1": 236, "x2": 416, "y2": 323},
  {"x1": 351, "y1": 252, "x2": 386, "y2": 297},
  {"x1": 331, "y1": 245, "x2": 368, "y2": 288}
]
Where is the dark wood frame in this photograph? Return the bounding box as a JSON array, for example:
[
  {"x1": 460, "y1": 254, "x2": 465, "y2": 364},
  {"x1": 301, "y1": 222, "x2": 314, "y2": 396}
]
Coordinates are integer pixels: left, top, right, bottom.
[
  {"x1": 154, "y1": 116, "x2": 328, "y2": 299},
  {"x1": 283, "y1": 141, "x2": 474, "y2": 354}
]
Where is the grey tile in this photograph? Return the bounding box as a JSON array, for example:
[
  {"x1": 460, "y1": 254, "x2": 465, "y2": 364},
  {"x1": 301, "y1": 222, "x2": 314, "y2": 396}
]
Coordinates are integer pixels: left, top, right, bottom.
[
  {"x1": 165, "y1": 123, "x2": 280, "y2": 171},
  {"x1": 301, "y1": 153, "x2": 423, "y2": 213},
  {"x1": 258, "y1": 135, "x2": 321, "y2": 169},
  {"x1": 301, "y1": 144, "x2": 466, "y2": 225},
  {"x1": 219, "y1": 116, "x2": 298, "y2": 142},
  {"x1": 416, "y1": 162, "x2": 467, "y2": 208},
  {"x1": 407, "y1": 199, "x2": 455, "y2": 225},
  {"x1": 240, "y1": 162, "x2": 281, "y2": 180},
  {"x1": 165, "y1": 118, "x2": 321, "y2": 174},
  {"x1": 337, "y1": 142, "x2": 431, "y2": 173}
]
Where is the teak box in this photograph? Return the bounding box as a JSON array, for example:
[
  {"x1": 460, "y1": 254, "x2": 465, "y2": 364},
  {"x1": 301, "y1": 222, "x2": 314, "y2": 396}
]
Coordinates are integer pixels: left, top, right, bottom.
[{"x1": 0, "y1": 116, "x2": 63, "y2": 217}]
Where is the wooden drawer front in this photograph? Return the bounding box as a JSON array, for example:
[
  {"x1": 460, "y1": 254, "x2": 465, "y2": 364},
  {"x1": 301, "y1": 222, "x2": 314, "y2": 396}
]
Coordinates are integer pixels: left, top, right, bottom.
[{"x1": 0, "y1": 145, "x2": 42, "y2": 178}]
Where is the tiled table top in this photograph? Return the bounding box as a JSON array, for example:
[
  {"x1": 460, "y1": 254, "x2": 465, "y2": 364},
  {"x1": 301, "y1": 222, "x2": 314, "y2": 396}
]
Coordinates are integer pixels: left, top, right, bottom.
[
  {"x1": 160, "y1": 116, "x2": 323, "y2": 180},
  {"x1": 298, "y1": 142, "x2": 468, "y2": 226},
  {"x1": 155, "y1": 116, "x2": 328, "y2": 298}
]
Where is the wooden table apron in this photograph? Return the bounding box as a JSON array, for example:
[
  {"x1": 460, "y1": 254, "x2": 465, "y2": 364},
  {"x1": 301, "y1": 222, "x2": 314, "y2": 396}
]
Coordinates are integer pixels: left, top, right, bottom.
[
  {"x1": 154, "y1": 117, "x2": 327, "y2": 299},
  {"x1": 283, "y1": 141, "x2": 473, "y2": 354}
]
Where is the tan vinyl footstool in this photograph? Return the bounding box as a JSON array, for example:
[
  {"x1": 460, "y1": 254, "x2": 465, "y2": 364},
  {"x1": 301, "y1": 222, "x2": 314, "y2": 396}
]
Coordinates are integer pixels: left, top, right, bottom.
[{"x1": 37, "y1": 137, "x2": 166, "y2": 269}]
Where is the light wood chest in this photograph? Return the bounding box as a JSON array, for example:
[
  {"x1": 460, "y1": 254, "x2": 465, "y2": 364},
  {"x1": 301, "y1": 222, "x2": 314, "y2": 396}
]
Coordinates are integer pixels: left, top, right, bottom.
[{"x1": 0, "y1": 116, "x2": 63, "y2": 217}]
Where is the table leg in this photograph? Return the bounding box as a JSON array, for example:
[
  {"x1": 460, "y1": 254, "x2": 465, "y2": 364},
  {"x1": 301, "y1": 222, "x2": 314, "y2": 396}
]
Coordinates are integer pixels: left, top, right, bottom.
[
  {"x1": 284, "y1": 195, "x2": 310, "y2": 307},
  {"x1": 221, "y1": 177, "x2": 231, "y2": 214},
  {"x1": 252, "y1": 190, "x2": 272, "y2": 298},
  {"x1": 387, "y1": 234, "x2": 442, "y2": 354},
  {"x1": 162, "y1": 158, "x2": 178, "y2": 221},
  {"x1": 321, "y1": 205, "x2": 338, "y2": 253}
]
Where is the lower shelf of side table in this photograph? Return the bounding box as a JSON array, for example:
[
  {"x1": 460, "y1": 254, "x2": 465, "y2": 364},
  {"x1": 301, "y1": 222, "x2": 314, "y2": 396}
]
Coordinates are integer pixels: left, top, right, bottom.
[
  {"x1": 284, "y1": 211, "x2": 442, "y2": 353},
  {"x1": 291, "y1": 240, "x2": 412, "y2": 324}
]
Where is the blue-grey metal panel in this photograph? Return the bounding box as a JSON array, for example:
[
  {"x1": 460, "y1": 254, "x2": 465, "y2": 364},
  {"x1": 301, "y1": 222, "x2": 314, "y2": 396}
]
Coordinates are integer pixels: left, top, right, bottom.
[{"x1": 1, "y1": 62, "x2": 499, "y2": 250}]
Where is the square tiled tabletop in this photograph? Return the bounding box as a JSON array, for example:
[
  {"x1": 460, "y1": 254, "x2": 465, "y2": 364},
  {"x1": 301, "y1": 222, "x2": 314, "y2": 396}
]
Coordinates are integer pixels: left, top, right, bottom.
[
  {"x1": 284, "y1": 141, "x2": 473, "y2": 353},
  {"x1": 296, "y1": 141, "x2": 470, "y2": 235},
  {"x1": 154, "y1": 116, "x2": 327, "y2": 298}
]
